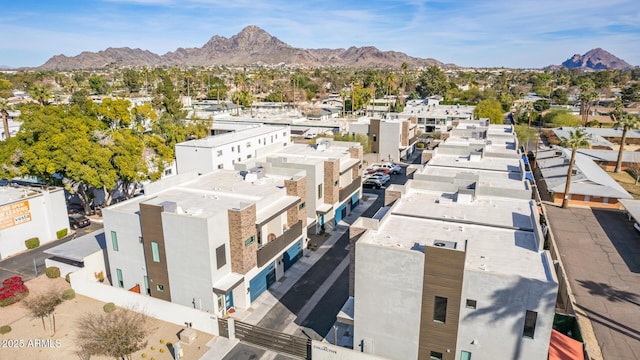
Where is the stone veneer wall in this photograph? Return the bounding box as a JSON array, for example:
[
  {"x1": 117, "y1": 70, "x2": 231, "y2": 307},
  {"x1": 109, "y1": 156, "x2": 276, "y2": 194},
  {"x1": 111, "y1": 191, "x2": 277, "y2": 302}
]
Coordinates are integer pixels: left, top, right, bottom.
[
  {"x1": 228, "y1": 204, "x2": 257, "y2": 274},
  {"x1": 349, "y1": 146, "x2": 363, "y2": 179},
  {"x1": 401, "y1": 121, "x2": 410, "y2": 147},
  {"x1": 285, "y1": 177, "x2": 308, "y2": 227},
  {"x1": 324, "y1": 160, "x2": 340, "y2": 204}
]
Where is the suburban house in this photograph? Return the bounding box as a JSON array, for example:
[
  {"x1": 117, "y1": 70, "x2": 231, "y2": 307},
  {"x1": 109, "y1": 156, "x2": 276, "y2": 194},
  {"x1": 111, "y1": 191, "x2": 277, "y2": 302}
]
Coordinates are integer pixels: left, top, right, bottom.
[
  {"x1": 102, "y1": 168, "x2": 308, "y2": 316},
  {"x1": 394, "y1": 99, "x2": 475, "y2": 133},
  {"x1": 0, "y1": 182, "x2": 69, "y2": 259},
  {"x1": 550, "y1": 128, "x2": 614, "y2": 150},
  {"x1": 348, "y1": 117, "x2": 419, "y2": 163},
  {"x1": 346, "y1": 124, "x2": 557, "y2": 360},
  {"x1": 240, "y1": 139, "x2": 364, "y2": 234},
  {"x1": 305, "y1": 107, "x2": 340, "y2": 121},
  {"x1": 175, "y1": 124, "x2": 291, "y2": 173},
  {"x1": 536, "y1": 148, "x2": 632, "y2": 209}
]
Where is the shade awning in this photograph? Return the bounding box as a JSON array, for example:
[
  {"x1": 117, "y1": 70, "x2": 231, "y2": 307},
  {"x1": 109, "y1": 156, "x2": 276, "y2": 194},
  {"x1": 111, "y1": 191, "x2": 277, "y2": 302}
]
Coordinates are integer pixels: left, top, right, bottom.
[
  {"x1": 316, "y1": 203, "x2": 333, "y2": 214},
  {"x1": 212, "y1": 273, "x2": 244, "y2": 294},
  {"x1": 548, "y1": 329, "x2": 584, "y2": 360}
]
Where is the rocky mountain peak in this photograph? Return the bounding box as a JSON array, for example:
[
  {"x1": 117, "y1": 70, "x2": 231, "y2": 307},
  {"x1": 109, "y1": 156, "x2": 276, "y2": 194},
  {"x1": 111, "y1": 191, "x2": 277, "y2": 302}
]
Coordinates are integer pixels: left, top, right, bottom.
[{"x1": 560, "y1": 48, "x2": 633, "y2": 70}]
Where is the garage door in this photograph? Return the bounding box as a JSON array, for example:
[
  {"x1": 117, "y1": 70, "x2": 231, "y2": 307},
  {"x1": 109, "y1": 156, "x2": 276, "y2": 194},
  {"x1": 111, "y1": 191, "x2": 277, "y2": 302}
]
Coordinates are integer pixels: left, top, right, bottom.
[
  {"x1": 249, "y1": 262, "x2": 276, "y2": 303},
  {"x1": 283, "y1": 239, "x2": 303, "y2": 271}
]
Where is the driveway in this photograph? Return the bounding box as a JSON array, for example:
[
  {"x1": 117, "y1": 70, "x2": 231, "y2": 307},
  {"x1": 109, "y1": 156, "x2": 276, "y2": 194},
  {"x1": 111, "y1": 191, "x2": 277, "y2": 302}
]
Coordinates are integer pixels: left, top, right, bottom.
[{"x1": 545, "y1": 205, "x2": 640, "y2": 360}]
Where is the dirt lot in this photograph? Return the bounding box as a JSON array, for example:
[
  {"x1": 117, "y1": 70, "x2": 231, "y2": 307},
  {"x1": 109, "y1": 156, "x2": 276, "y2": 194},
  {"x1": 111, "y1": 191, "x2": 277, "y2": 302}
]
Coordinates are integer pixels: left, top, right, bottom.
[{"x1": 0, "y1": 275, "x2": 212, "y2": 360}]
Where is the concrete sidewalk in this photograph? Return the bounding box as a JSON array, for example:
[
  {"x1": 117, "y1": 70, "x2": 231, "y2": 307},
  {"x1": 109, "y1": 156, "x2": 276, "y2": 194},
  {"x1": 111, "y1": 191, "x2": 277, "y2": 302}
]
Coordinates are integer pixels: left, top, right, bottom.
[{"x1": 200, "y1": 194, "x2": 379, "y2": 359}]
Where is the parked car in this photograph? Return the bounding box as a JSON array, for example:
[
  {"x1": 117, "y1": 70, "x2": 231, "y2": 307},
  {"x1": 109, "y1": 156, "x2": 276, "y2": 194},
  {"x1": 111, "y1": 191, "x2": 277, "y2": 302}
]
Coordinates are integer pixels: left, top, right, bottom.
[
  {"x1": 363, "y1": 178, "x2": 384, "y2": 189},
  {"x1": 366, "y1": 168, "x2": 390, "y2": 175},
  {"x1": 366, "y1": 173, "x2": 390, "y2": 183},
  {"x1": 69, "y1": 214, "x2": 91, "y2": 229},
  {"x1": 376, "y1": 162, "x2": 402, "y2": 174}
]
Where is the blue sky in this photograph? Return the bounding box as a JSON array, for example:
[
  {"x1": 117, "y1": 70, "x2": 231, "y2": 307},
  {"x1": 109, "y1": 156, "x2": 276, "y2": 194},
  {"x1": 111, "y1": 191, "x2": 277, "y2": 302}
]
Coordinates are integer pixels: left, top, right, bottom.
[{"x1": 2, "y1": 0, "x2": 639, "y2": 69}]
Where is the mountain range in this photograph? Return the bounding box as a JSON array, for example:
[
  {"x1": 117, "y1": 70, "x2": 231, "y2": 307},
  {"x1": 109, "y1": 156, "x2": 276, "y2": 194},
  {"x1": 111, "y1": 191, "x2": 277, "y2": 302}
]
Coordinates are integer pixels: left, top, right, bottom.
[
  {"x1": 548, "y1": 48, "x2": 633, "y2": 70},
  {"x1": 38, "y1": 26, "x2": 634, "y2": 71},
  {"x1": 39, "y1": 25, "x2": 447, "y2": 70}
]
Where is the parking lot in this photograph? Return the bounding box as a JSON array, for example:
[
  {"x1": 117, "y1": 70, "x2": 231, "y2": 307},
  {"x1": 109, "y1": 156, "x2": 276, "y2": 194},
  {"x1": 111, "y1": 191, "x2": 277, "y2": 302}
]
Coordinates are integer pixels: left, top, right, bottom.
[{"x1": 545, "y1": 205, "x2": 640, "y2": 360}]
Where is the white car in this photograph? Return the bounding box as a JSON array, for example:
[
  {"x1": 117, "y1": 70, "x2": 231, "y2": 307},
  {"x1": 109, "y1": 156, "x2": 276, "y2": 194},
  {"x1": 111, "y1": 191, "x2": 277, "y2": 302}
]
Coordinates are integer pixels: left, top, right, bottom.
[
  {"x1": 373, "y1": 162, "x2": 402, "y2": 174},
  {"x1": 366, "y1": 173, "x2": 390, "y2": 183}
]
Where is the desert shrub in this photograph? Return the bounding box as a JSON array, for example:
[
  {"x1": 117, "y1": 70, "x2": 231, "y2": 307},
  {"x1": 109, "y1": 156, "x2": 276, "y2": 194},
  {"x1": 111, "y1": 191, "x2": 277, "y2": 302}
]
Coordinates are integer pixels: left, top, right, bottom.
[
  {"x1": 141, "y1": 354, "x2": 148, "y2": 359},
  {"x1": 150, "y1": 346, "x2": 156, "y2": 351},
  {"x1": 0, "y1": 279, "x2": 29, "y2": 307},
  {"x1": 56, "y1": 228, "x2": 68, "y2": 239},
  {"x1": 65, "y1": 273, "x2": 71, "y2": 283},
  {"x1": 62, "y1": 289, "x2": 76, "y2": 300},
  {"x1": 45, "y1": 266, "x2": 61, "y2": 279},
  {"x1": 25, "y1": 237, "x2": 40, "y2": 249},
  {"x1": 103, "y1": 302, "x2": 116, "y2": 313},
  {"x1": 159, "y1": 348, "x2": 165, "y2": 353},
  {"x1": 159, "y1": 339, "x2": 165, "y2": 344},
  {"x1": 0, "y1": 325, "x2": 11, "y2": 334}
]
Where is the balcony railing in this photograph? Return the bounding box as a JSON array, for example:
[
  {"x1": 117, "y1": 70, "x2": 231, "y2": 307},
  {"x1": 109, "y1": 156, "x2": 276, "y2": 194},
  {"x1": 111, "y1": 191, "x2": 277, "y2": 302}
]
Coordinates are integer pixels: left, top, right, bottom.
[
  {"x1": 339, "y1": 177, "x2": 361, "y2": 202},
  {"x1": 256, "y1": 220, "x2": 303, "y2": 267}
]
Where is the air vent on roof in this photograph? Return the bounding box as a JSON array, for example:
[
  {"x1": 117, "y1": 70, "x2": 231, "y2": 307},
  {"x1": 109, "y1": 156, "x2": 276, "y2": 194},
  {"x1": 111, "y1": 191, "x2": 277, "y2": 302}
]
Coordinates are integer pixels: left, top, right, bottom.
[{"x1": 432, "y1": 240, "x2": 457, "y2": 249}]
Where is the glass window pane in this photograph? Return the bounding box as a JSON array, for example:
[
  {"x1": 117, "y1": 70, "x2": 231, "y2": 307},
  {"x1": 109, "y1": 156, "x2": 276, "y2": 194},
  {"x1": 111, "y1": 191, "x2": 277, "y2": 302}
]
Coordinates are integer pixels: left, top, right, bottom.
[
  {"x1": 433, "y1": 296, "x2": 447, "y2": 323},
  {"x1": 151, "y1": 241, "x2": 160, "y2": 262},
  {"x1": 111, "y1": 231, "x2": 118, "y2": 251}
]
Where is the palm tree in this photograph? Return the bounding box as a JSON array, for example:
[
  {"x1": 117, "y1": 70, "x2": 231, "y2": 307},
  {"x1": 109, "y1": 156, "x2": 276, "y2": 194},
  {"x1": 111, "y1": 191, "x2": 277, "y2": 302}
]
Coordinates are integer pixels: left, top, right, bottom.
[
  {"x1": 560, "y1": 129, "x2": 591, "y2": 208},
  {"x1": 30, "y1": 85, "x2": 50, "y2": 106},
  {"x1": 0, "y1": 99, "x2": 10, "y2": 139},
  {"x1": 612, "y1": 113, "x2": 640, "y2": 173}
]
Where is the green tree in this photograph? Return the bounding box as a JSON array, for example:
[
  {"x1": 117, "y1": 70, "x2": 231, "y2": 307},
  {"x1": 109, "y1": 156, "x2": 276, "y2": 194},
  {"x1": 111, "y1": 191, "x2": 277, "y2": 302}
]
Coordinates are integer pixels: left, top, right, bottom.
[
  {"x1": 474, "y1": 98, "x2": 504, "y2": 124},
  {"x1": 542, "y1": 110, "x2": 581, "y2": 127},
  {"x1": 621, "y1": 83, "x2": 640, "y2": 105},
  {"x1": 612, "y1": 113, "x2": 640, "y2": 173},
  {"x1": 560, "y1": 129, "x2": 591, "y2": 208},
  {"x1": 122, "y1": 69, "x2": 141, "y2": 93},
  {"x1": 88, "y1": 76, "x2": 109, "y2": 95},
  {"x1": 416, "y1": 66, "x2": 447, "y2": 98},
  {"x1": 29, "y1": 85, "x2": 50, "y2": 106},
  {"x1": 550, "y1": 88, "x2": 568, "y2": 105},
  {"x1": 533, "y1": 99, "x2": 550, "y2": 112},
  {"x1": 98, "y1": 98, "x2": 132, "y2": 129},
  {"x1": 206, "y1": 77, "x2": 228, "y2": 100},
  {"x1": 578, "y1": 80, "x2": 599, "y2": 126}
]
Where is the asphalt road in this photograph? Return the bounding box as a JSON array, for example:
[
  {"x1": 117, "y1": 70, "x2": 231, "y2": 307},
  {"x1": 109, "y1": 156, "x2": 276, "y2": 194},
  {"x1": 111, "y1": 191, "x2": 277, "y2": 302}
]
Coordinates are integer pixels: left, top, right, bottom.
[{"x1": 0, "y1": 222, "x2": 103, "y2": 282}]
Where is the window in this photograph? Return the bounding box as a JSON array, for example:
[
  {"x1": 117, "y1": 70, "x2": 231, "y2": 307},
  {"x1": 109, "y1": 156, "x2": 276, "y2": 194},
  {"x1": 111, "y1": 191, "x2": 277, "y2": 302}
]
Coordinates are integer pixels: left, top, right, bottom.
[
  {"x1": 237, "y1": 145, "x2": 240, "y2": 152},
  {"x1": 144, "y1": 276, "x2": 150, "y2": 295},
  {"x1": 156, "y1": 284, "x2": 164, "y2": 292},
  {"x1": 523, "y1": 310, "x2": 537, "y2": 338},
  {"x1": 246, "y1": 141, "x2": 251, "y2": 148},
  {"x1": 334, "y1": 180, "x2": 339, "y2": 186},
  {"x1": 460, "y1": 351, "x2": 472, "y2": 360},
  {"x1": 217, "y1": 150, "x2": 223, "y2": 157},
  {"x1": 247, "y1": 154, "x2": 252, "y2": 159},
  {"x1": 430, "y1": 351, "x2": 443, "y2": 360},
  {"x1": 116, "y1": 269, "x2": 123, "y2": 288},
  {"x1": 151, "y1": 241, "x2": 160, "y2": 262},
  {"x1": 238, "y1": 157, "x2": 241, "y2": 162},
  {"x1": 218, "y1": 164, "x2": 224, "y2": 169},
  {"x1": 245, "y1": 236, "x2": 255, "y2": 247},
  {"x1": 318, "y1": 184, "x2": 323, "y2": 199},
  {"x1": 216, "y1": 245, "x2": 226, "y2": 269},
  {"x1": 164, "y1": 168, "x2": 172, "y2": 176},
  {"x1": 258, "y1": 139, "x2": 262, "y2": 144},
  {"x1": 111, "y1": 231, "x2": 119, "y2": 251},
  {"x1": 372, "y1": 133, "x2": 377, "y2": 142},
  {"x1": 232, "y1": 146, "x2": 235, "y2": 153},
  {"x1": 466, "y1": 299, "x2": 477, "y2": 309},
  {"x1": 299, "y1": 203, "x2": 305, "y2": 210},
  {"x1": 433, "y1": 296, "x2": 447, "y2": 323}
]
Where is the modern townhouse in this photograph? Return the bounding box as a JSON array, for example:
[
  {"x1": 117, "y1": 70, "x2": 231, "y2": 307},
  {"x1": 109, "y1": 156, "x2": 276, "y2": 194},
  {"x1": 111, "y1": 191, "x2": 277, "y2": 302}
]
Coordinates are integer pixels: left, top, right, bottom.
[
  {"x1": 347, "y1": 124, "x2": 558, "y2": 360},
  {"x1": 102, "y1": 167, "x2": 308, "y2": 316},
  {"x1": 348, "y1": 117, "x2": 419, "y2": 163},
  {"x1": 175, "y1": 124, "x2": 291, "y2": 173},
  {"x1": 241, "y1": 139, "x2": 364, "y2": 234}
]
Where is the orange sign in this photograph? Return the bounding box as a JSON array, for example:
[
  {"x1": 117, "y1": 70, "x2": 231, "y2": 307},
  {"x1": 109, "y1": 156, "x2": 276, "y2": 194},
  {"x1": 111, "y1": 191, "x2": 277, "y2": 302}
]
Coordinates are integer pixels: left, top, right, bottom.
[{"x1": 0, "y1": 200, "x2": 32, "y2": 230}]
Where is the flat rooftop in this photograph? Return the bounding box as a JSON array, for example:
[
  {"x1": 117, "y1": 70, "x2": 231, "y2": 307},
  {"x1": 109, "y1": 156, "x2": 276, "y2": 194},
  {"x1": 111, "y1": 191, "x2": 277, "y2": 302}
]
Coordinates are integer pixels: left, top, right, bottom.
[
  {"x1": 428, "y1": 154, "x2": 522, "y2": 172},
  {"x1": 0, "y1": 185, "x2": 51, "y2": 205},
  {"x1": 417, "y1": 166, "x2": 527, "y2": 191},
  {"x1": 107, "y1": 170, "x2": 297, "y2": 218},
  {"x1": 177, "y1": 125, "x2": 288, "y2": 148}
]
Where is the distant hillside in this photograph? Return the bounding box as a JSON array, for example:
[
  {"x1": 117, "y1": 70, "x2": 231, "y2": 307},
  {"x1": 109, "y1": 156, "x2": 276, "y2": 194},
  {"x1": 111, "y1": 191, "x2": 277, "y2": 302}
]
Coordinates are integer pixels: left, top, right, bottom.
[
  {"x1": 548, "y1": 48, "x2": 634, "y2": 70},
  {"x1": 39, "y1": 25, "x2": 447, "y2": 70}
]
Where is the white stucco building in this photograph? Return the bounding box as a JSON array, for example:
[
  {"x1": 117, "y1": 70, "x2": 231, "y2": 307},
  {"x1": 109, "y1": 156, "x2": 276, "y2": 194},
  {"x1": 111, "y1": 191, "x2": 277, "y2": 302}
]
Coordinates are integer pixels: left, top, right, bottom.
[
  {"x1": 348, "y1": 124, "x2": 558, "y2": 360},
  {"x1": 175, "y1": 124, "x2": 290, "y2": 173},
  {"x1": 102, "y1": 167, "x2": 308, "y2": 317},
  {"x1": 0, "y1": 183, "x2": 69, "y2": 259}
]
